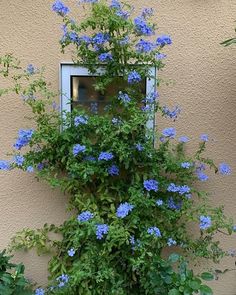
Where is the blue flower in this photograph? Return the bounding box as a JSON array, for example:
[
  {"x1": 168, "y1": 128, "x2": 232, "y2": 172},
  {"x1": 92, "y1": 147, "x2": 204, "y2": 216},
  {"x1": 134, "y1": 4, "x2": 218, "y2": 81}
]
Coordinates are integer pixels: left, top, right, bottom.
[
  {"x1": 141, "y1": 8, "x2": 154, "y2": 18},
  {"x1": 96, "y1": 224, "x2": 109, "y2": 240},
  {"x1": 119, "y1": 36, "x2": 129, "y2": 46},
  {"x1": 232, "y1": 225, "x2": 236, "y2": 232},
  {"x1": 56, "y1": 274, "x2": 69, "y2": 288},
  {"x1": 167, "y1": 238, "x2": 177, "y2": 246},
  {"x1": 197, "y1": 172, "x2": 209, "y2": 182},
  {"x1": 116, "y1": 10, "x2": 130, "y2": 19},
  {"x1": 219, "y1": 163, "x2": 231, "y2": 175},
  {"x1": 199, "y1": 215, "x2": 211, "y2": 230},
  {"x1": 156, "y1": 199, "x2": 163, "y2": 206},
  {"x1": 37, "y1": 163, "x2": 44, "y2": 170},
  {"x1": 110, "y1": 0, "x2": 121, "y2": 9},
  {"x1": 98, "y1": 53, "x2": 113, "y2": 62},
  {"x1": 200, "y1": 134, "x2": 209, "y2": 142},
  {"x1": 13, "y1": 155, "x2": 24, "y2": 166},
  {"x1": 84, "y1": 156, "x2": 96, "y2": 162},
  {"x1": 135, "y1": 143, "x2": 144, "y2": 151},
  {"x1": 118, "y1": 92, "x2": 131, "y2": 104},
  {"x1": 0, "y1": 160, "x2": 11, "y2": 171},
  {"x1": 136, "y1": 39, "x2": 155, "y2": 53},
  {"x1": 167, "y1": 197, "x2": 182, "y2": 210},
  {"x1": 14, "y1": 129, "x2": 34, "y2": 150},
  {"x1": 144, "y1": 91, "x2": 159, "y2": 104},
  {"x1": 156, "y1": 35, "x2": 172, "y2": 46},
  {"x1": 178, "y1": 185, "x2": 191, "y2": 195},
  {"x1": 77, "y1": 211, "x2": 94, "y2": 222},
  {"x1": 162, "y1": 106, "x2": 181, "y2": 119},
  {"x1": 52, "y1": 1, "x2": 69, "y2": 16},
  {"x1": 27, "y1": 166, "x2": 34, "y2": 173},
  {"x1": 130, "y1": 235, "x2": 135, "y2": 245},
  {"x1": 68, "y1": 248, "x2": 76, "y2": 257},
  {"x1": 74, "y1": 115, "x2": 88, "y2": 126},
  {"x1": 167, "y1": 183, "x2": 190, "y2": 195},
  {"x1": 93, "y1": 33, "x2": 110, "y2": 45},
  {"x1": 181, "y1": 162, "x2": 192, "y2": 169},
  {"x1": 35, "y1": 288, "x2": 45, "y2": 295},
  {"x1": 143, "y1": 179, "x2": 159, "y2": 192},
  {"x1": 107, "y1": 165, "x2": 119, "y2": 176},
  {"x1": 147, "y1": 227, "x2": 161, "y2": 237},
  {"x1": 116, "y1": 202, "x2": 134, "y2": 218},
  {"x1": 179, "y1": 136, "x2": 189, "y2": 143},
  {"x1": 112, "y1": 117, "x2": 122, "y2": 125},
  {"x1": 162, "y1": 127, "x2": 176, "y2": 139},
  {"x1": 27, "y1": 64, "x2": 35, "y2": 75},
  {"x1": 69, "y1": 32, "x2": 79, "y2": 42},
  {"x1": 73, "y1": 144, "x2": 86, "y2": 156},
  {"x1": 98, "y1": 152, "x2": 114, "y2": 161},
  {"x1": 127, "y1": 71, "x2": 141, "y2": 84},
  {"x1": 134, "y1": 17, "x2": 154, "y2": 36}
]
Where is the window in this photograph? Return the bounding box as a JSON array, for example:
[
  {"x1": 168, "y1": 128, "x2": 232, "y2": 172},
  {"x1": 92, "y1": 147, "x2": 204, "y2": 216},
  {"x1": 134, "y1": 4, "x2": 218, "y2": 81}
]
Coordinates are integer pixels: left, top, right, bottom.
[{"x1": 60, "y1": 63, "x2": 157, "y2": 129}]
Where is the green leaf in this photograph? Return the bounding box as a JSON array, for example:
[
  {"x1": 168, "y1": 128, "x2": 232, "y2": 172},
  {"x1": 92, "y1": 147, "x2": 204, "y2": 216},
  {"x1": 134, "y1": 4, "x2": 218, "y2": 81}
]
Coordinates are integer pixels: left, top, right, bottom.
[
  {"x1": 201, "y1": 272, "x2": 214, "y2": 281},
  {"x1": 200, "y1": 285, "x2": 213, "y2": 295},
  {"x1": 168, "y1": 289, "x2": 181, "y2": 295}
]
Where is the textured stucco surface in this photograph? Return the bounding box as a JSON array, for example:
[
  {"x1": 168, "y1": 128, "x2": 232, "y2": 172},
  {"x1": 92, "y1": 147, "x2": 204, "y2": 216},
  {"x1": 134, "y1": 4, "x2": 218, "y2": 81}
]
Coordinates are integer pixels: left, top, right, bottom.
[{"x1": 0, "y1": 0, "x2": 236, "y2": 293}]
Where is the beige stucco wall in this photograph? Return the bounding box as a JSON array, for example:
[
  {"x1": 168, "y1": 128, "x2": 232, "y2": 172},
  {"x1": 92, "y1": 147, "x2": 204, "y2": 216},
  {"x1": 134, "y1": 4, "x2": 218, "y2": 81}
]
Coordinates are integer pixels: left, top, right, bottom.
[{"x1": 0, "y1": 0, "x2": 236, "y2": 293}]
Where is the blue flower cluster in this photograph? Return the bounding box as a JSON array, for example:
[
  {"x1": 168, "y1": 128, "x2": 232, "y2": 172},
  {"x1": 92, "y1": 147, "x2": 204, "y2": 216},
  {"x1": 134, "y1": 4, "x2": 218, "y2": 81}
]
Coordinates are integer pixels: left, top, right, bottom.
[
  {"x1": 167, "y1": 183, "x2": 191, "y2": 195},
  {"x1": 144, "y1": 91, "x2": 159, "y2": 104},
  {"x1": 107, "y1": 165, "x2": 119, "y2": 176},
  {"x1": 14, "y1": 129, "x2": 34, "y2": 150},
  {"x1": 147, "y1": 227, "x2": 161, "y2": 237},
  {"x1": 167, "y1": 238, "x2": 177, "y2": 246},
  {"x1": 162, "y1": 127, "x2": 176, "y2": 139},
  {"x1": 197, "y1": 172, "x2": 209, "y2": 182},
  {"x1": 156, "y1": 35, "x2": 172, "y2": 46},
  {"x1": 179, "y1": 136, "x2": 189, "y2": 143},
  {"x1": 136, "y1": 39, "x2": 155, "y2": 53},
  {"x1": 68, "y1": 248, "x2": 75, "y2": 257},
  {"x1": 74, "y1": 115, "x2": 88, "y2": 126},
  {"x1": 98, "y1": 152, "x2": 114, "y2": 161},
  {"x1": 143, "y1": 179, "x2": 159, "y2": 192},
  {"x1": 27, "y1": 166, "x2": 34, "y2": 173},
  {"x1": 181, "y1": 162, "x2": 192, "y2": 169},
  {"x1": 77, "y1": 211, "x2": 94, "y2": 222},
  {"x1": 219, "y1": 163, "x2": 231, "y2": 175},
  {"x1": 141, "y1": 8, "x2": 154, "y2": 19},
  {"x1": 116, "y1": 202, "x2": 134, "y2": 218},
  {"x1": 110, "y1": 0, "x2": 121, "y2": 9},
  {"x1": 156, "y1": 199, "x2": 163, "y2": 206},
  {"x1": 199, "y1": 215, "x2": 211, "y2": 230},
  {"x1": 167, "y1": 197, "x2": 182, "y2": 210},
  {"x1": 162, "y1": 106, "x2": 181, "y2": 120},
  {"x1": 35, "y1": 288, "x2": 45, "y2": 295},
  {"x1": 135, "y1": 143, "x2": 144, "y2": 151},
  {"x1": 118, "y1": 92, "x2": 131, "y2": 104},
  {"x1": 98, "y1": 53, "x2": 113, "y2": 62},
  {"x1": 52, "y1": 0, "x2": 69, "y2": 16},
  {"x1": 56, "y1": 274, "x2": 69, "y2": 288},
  {"x1": 127, "y1": 71, "x2": 141, "y2": 84},
  {"x1": 200, "y1": 134, "x2": 209, "y2": 142},
  {"x1": 26, "y1": 64, "x2": 35, "y2": 75},
  {"x1": 0, "y1": 160, "x2": 11, "y2": 171},
  {"x1": 13, "y1": 155, "x2": 24, "y2": 166},
  {"x1": 73, "y1": 144, "x2": 86, "y2": 156},
  {"x1": 134, "y1": 17, "x2": 154, "y2": 36},
  {"x1": 93, "y1": 33, "x2": 110, "y2": 45},
  {"x1": 96, "y1": 224, "x2": 109, "y2": 239}
]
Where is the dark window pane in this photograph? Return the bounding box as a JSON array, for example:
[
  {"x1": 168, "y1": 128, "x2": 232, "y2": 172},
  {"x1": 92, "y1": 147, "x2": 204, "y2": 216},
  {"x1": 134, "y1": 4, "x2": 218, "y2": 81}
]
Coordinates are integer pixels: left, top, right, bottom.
[{"x1": 71, "y1": 76, "x2": 146, "y2": 114}]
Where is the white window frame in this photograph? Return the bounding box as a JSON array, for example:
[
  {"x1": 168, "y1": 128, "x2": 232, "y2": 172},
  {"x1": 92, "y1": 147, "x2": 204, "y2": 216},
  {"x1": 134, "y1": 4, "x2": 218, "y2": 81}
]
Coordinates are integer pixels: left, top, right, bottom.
[{"x1": 60, "y1": 62, "x2": 157, "y2": 130}]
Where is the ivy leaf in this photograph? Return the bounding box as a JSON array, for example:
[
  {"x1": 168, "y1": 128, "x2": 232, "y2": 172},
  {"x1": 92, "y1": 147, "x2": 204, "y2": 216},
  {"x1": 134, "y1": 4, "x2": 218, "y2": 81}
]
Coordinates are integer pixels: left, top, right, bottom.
[{"x1": 201, "y1": 272, "x2": 215, "y2": 281}]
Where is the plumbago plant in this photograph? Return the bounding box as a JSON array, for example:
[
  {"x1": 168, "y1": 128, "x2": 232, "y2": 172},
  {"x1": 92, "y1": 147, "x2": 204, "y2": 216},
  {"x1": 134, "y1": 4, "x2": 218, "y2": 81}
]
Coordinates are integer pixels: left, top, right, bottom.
[{"x1": 0, "y1": 0, "x2": 235, "y2": 294}]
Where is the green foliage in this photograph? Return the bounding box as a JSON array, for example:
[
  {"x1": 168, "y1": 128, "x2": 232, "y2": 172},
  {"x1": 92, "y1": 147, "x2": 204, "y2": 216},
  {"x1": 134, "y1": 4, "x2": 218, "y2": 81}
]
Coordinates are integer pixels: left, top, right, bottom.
[
  {"x1": 0, "y1": 250, "x2": 33, "y2": 295},
  {"x1": 0, "y1": 1, "x2": 234, "y2": 294}
]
